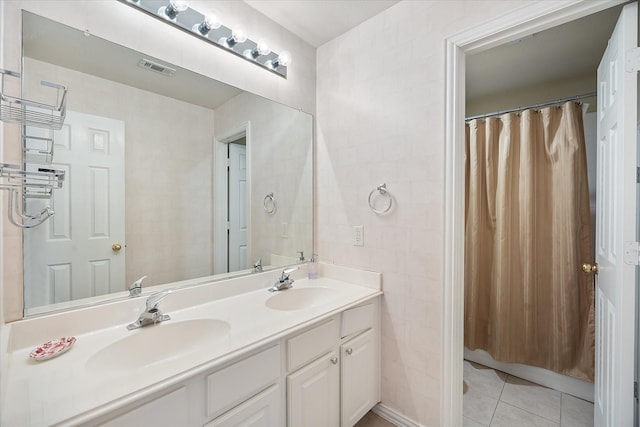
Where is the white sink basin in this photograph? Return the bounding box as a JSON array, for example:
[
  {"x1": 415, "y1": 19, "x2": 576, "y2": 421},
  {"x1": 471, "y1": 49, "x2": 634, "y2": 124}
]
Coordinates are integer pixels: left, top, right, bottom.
[
  {"x1": 86, "y1": 319, "x2": 230, "y2": 372},
  {"x1": 266, "y1": 287, "x2": 335, "y2": 311}
]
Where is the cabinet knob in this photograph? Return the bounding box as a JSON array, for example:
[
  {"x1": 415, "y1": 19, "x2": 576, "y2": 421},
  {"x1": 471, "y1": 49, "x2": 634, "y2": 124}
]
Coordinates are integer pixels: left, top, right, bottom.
[
  {"x1": 346, "y1": 348, "x2": 353, "y2": 355},
  {"x1": 330, "y1": 356, "x2": 338, "y2": 365}
]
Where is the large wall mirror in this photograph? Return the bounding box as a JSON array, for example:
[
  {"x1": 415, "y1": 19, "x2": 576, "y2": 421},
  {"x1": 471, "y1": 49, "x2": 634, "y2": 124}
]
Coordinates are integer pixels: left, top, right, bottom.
[{"x1": 21, "y1": 12, "x2": 313, "y2": 316}]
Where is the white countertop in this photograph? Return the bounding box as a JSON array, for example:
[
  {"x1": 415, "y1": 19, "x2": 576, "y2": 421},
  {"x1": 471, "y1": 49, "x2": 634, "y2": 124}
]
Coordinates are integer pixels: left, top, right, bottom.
[{"x1": 2, "y1": 265, "x2": 381, "y2": 426}]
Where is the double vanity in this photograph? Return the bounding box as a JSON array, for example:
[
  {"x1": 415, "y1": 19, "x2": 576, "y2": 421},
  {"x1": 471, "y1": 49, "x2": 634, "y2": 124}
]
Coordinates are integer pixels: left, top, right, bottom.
[{"x1": 2, "y1": 264, "x2": 382, "y2": 426}]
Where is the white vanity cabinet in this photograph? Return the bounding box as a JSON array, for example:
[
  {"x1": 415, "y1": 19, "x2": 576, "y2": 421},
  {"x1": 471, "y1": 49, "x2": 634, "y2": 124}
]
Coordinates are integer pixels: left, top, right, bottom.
[
  {"x1": 73, "y1": 297, "x2": 379, "y2": 427},
  {"x1": 285, "y1": 301, "x2": 379, "y2": 427},
  {"x1": 98, "y1": 345, "x2": 282, "y2": 427}
]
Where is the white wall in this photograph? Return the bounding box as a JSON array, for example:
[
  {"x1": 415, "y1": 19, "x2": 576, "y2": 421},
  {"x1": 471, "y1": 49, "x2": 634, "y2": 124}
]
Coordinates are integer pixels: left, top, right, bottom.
[
  {"x1": 214, "y1": 92, "x2": 313, "y2": 268},
  {"x1": 316, "y1": 1, "x2": 527, "y2": 424}
]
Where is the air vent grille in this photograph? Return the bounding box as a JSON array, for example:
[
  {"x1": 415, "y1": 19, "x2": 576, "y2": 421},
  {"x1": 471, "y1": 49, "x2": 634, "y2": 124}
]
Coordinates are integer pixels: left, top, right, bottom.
[{"x1": 138, "y1": 58, "x2": 176, "y2": 77}]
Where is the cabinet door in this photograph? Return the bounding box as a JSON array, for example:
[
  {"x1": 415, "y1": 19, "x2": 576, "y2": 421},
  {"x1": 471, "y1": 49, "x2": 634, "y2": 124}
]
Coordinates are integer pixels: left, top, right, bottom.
[
  {"x1": 287, "y1": 350, "x2": 339, "y2": 427},
  {"x1": 205, "y1": 384, "x2": 281, "y2": 427},
  {"x1": 341, "y1": 329, "x2": 376, "y2": 427}
]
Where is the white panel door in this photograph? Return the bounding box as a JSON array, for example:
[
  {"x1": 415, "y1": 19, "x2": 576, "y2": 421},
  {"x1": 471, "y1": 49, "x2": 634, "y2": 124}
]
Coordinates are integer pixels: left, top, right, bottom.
[
  {"x1": 24, "y1": 111, "x2": 125, "y2": 308},
  {"x1": 228, "y1": 142, "x2": 248, "y2": 272},
  {"x1": 595, "y1": 3, "x2": 637, "y2": 426},
  {"x1": 287, "y1": 351, "x2": 340, "y2": 427},
  {"x1": 341, "y1": 329, "x2": 377, "y2": 427}
]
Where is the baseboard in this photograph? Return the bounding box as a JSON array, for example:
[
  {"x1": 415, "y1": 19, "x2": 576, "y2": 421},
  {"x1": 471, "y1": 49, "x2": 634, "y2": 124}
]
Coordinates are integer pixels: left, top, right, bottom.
[
  {"x1": 464, "y1": 348, "x2": 594, "y2": 402},
  {"x1": 371, "y1": 403, "x2": 421, "y2": 427}
]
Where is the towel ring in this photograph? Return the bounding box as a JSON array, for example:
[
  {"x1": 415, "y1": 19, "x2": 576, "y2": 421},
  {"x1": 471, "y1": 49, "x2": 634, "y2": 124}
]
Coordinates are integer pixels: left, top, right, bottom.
[
  {"x1": 263, "y1": 192, "x2": 277, "y2": 214},
  {"x1": 368, "y1": 183, "x2": 393, "y2": 214}
]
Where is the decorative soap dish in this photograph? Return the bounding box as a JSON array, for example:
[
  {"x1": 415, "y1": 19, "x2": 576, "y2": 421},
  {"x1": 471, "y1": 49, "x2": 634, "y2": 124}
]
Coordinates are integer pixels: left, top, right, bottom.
[{"x1": 29, "y1": 337, "x2": 76, "y2": 361}]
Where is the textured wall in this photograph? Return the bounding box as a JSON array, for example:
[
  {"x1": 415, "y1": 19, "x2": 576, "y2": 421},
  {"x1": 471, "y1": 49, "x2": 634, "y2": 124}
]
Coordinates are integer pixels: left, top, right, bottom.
[
  {"x1": 316, "y1": 1, "x2": 526, "y2": 424},
  {"x1": 214, "y1": 92, "x2": 313, "y2": 269}
]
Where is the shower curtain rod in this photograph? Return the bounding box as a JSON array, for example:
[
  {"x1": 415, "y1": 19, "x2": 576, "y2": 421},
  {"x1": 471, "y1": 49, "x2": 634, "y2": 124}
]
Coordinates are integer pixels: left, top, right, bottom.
[{"x1": 465, "y1": 91, "x2": 597, "y2": 121}]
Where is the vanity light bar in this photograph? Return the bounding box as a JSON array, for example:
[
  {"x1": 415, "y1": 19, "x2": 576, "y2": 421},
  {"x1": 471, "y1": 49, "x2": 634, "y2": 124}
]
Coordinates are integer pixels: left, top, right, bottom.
[{"x1": 119, "y1": 0, "x2": 291, "y2": 79}]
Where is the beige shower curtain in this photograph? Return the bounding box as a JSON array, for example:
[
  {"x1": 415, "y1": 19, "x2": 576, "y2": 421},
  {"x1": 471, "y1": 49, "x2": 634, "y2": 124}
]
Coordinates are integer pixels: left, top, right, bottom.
[{"x1": 464, "y1": 101, "x2": 595, "y2": 382}]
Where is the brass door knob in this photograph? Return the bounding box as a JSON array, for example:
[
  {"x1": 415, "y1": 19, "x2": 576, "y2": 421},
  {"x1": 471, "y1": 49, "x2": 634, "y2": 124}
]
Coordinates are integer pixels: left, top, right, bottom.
[
  {"x1": 582, "y1": 263, "x2": 598, "y2": 274},
  {"x1": 112, "y1": 243, "x2": 122, "y2": 252}
]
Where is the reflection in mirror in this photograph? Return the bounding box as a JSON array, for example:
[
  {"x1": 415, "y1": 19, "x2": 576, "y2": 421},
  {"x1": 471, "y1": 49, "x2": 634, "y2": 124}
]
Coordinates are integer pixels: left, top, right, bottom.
[{"x1": 21, "y1": 12, "x2": 313, "y2": 316}]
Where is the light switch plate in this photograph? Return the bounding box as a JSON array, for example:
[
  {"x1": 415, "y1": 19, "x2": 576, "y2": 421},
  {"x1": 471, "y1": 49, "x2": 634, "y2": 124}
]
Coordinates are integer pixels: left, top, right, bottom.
[{"x1": 353, "y1": 225, "x2": 364, "y2": 246}]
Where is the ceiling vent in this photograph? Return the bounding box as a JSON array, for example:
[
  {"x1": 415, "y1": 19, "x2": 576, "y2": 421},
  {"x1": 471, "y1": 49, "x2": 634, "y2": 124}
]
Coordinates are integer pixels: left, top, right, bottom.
[{"x1": 137, "y1": 58, "x2": 176, "y2": 77}]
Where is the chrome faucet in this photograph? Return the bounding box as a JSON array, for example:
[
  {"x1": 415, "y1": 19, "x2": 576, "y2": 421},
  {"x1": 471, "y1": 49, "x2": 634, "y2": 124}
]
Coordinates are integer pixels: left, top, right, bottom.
[
  {"x1": 127, "y1": 290, "x2": 171, "y2": 330},
  {"x1": 128, "y1": 275, "x2": 146, "y2": 297},
  {"x1": 253, "y1": 258, "x2": 263, "y2": 273},
  {"x1": 268, "y1": 267, "x2": 299, "y2": 292}
]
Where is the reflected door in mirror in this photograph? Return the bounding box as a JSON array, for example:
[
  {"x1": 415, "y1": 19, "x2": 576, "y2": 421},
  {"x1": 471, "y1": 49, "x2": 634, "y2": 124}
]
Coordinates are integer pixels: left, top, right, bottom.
[{"x1": 24, "y1": 111, "x2": 126, "y2": 308}]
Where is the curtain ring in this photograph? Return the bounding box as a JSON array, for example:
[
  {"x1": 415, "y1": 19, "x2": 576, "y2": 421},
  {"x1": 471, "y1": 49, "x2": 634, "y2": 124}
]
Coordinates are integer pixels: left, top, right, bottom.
[
  {"x1": 368, "y1": 183, "x2": 393, "y2": 214},
  {"x1": 263, "y1": 192, "x2": 276, "y2": 214}
]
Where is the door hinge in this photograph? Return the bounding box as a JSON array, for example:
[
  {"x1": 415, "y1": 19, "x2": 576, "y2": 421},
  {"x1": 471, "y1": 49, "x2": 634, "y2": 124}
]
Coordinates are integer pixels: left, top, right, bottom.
[
  {"x1": 637, "y1": 167, "x2": 640, "y2": 183},
  {"x1": 626, "y1": 47, "x2": 640, "y2": 72},
  {"x1": 226, "y1": 158, "x2": 230, "y2": 168},
  {"x1": 635, "y1": 381, "x2": 638, "y2": 400},
  {"x1": 226, "y1": 221, "x2": 230, "y2": 230},
  {"x1": 624, "y1": 241, "x2": 640, "y2": 265}
]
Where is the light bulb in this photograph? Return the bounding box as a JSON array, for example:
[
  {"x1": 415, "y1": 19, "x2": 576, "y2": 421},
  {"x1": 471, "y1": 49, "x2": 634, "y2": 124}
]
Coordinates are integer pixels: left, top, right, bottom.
[
  {"x1": 158, "y1": 0, "x2": 189, "y2": 20},
  {"x1": 269, "y1": 50, "x2": 292, "y2": 68},
  {"x1": 232, "y1": 26, "x2": 248, "y2": 43},
  {"x1": 171, "y1": 0, "x2": 189, "y2": 12},
  {"x1": 221, "y1": 25, "x2": 247, "y2": 48},
  {"x1": 245, "y1": 40, "x2": 271, "y2": 59},
  {"x1": 256, "y1": 41, "x2": 271, "y2": 56},
  {"x1": 277, "y1": 51, "x2": 292, "y2": 67},
  {"x1": 192, "y1": 13, "x2": 221, "y2": 36}
]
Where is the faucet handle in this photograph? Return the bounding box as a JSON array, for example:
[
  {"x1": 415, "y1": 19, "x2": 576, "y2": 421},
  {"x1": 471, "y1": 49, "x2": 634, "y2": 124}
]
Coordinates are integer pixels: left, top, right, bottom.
[
  {"x1": 146, "y1": 290, "x2": 171, "y2": 311},
  {"x1": 128, "y1": 275, "x2": 146, "y2": 297},
  {"x1": 281, "y1": 266, "x2": 299, "y2": 281},
  {"x1": 253, "y1": 258, "x2": 263, "y2": 272},
  {"x1": 297, "y1": 251, "x2": 305, "y2": 262}
]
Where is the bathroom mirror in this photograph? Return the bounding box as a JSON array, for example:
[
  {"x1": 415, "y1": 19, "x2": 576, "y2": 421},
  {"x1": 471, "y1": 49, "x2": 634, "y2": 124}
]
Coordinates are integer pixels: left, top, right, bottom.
[{"x1": 21, "y1": 12, "x2": 313, "y2": 315}]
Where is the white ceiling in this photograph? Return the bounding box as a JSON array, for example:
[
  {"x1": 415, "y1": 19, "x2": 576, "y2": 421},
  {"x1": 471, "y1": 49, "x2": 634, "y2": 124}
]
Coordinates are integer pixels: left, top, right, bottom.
[
  {"x1": 243, "y1": 0, "x2": 400, "y2": 47},
  {"x1": 244, "y1": 0, "x2": 624, "y2": 100},
  {"x1": 466, "y1": 4, "x2": 623, "y2": 101}
]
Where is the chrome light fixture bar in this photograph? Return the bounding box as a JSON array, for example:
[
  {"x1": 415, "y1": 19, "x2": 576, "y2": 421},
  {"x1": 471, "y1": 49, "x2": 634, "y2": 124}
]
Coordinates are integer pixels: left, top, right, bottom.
[{"x1": 119, "y1": 0, "x2": 291, "y2": 78}]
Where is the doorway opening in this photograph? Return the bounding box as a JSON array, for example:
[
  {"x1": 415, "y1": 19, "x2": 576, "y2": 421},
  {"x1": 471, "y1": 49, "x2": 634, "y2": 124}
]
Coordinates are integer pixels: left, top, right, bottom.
[
  {"x1": 213, "y1": 122, "x2": 252, "y2": 275},
  {"x1": 443, "y1": 1, "x2": 636, "y2": 426}
]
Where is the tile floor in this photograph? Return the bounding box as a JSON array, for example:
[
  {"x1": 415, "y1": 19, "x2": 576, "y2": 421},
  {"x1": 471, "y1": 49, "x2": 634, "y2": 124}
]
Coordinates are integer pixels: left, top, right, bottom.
[
  {"x1": 464, "y1": 360, "x2": 594, "y2": 427},
  {"x1": 355, "y1": 411, "x2": 396, "y2": 427},
  {"x1": 354, "y1": 361, "x2": 594, "y2": 427}
]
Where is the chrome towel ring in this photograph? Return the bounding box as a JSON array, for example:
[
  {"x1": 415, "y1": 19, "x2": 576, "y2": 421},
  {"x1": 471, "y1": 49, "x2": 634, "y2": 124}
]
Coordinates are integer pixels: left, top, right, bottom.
[
  {"x1": 368, "y1": 183, "x2": 393, "y2": 214},
  {"x1": 263, "y1": 192, "x2": 277, "y2": 214}
]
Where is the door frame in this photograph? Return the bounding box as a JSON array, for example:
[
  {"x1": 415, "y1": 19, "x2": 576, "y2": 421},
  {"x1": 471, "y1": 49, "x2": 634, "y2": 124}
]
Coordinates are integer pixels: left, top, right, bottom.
[
  {"x1": 442, "y1": 1, "x2": 627, "y2": 425},
  {"x1": 213, "y1": 121, "x2": 252, "y2": 275}
]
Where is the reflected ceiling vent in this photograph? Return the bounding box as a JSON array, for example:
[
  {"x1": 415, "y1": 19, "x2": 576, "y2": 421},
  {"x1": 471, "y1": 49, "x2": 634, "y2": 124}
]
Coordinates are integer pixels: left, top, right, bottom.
[{"x1": 137, "y1": 58, "x2": 176, "y2": 77}]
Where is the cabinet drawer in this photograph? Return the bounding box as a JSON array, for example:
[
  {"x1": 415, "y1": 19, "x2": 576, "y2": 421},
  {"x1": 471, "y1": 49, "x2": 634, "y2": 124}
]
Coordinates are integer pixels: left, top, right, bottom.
[
  {"x1": 207, "y1": 345, "x2": 280, "y2": 419},
  {"x1": 102, "y1": 387, "x2": 188, "y2": 427},
  {"x1": 341, "y1": 302, "x2": 374, "y2": 338},
  {"x1": 204, "y1": 384, "x2": 281, "y2": 427},
  {"x1": 287, "y1": 316, "x2": 339, "y2": 372}
]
